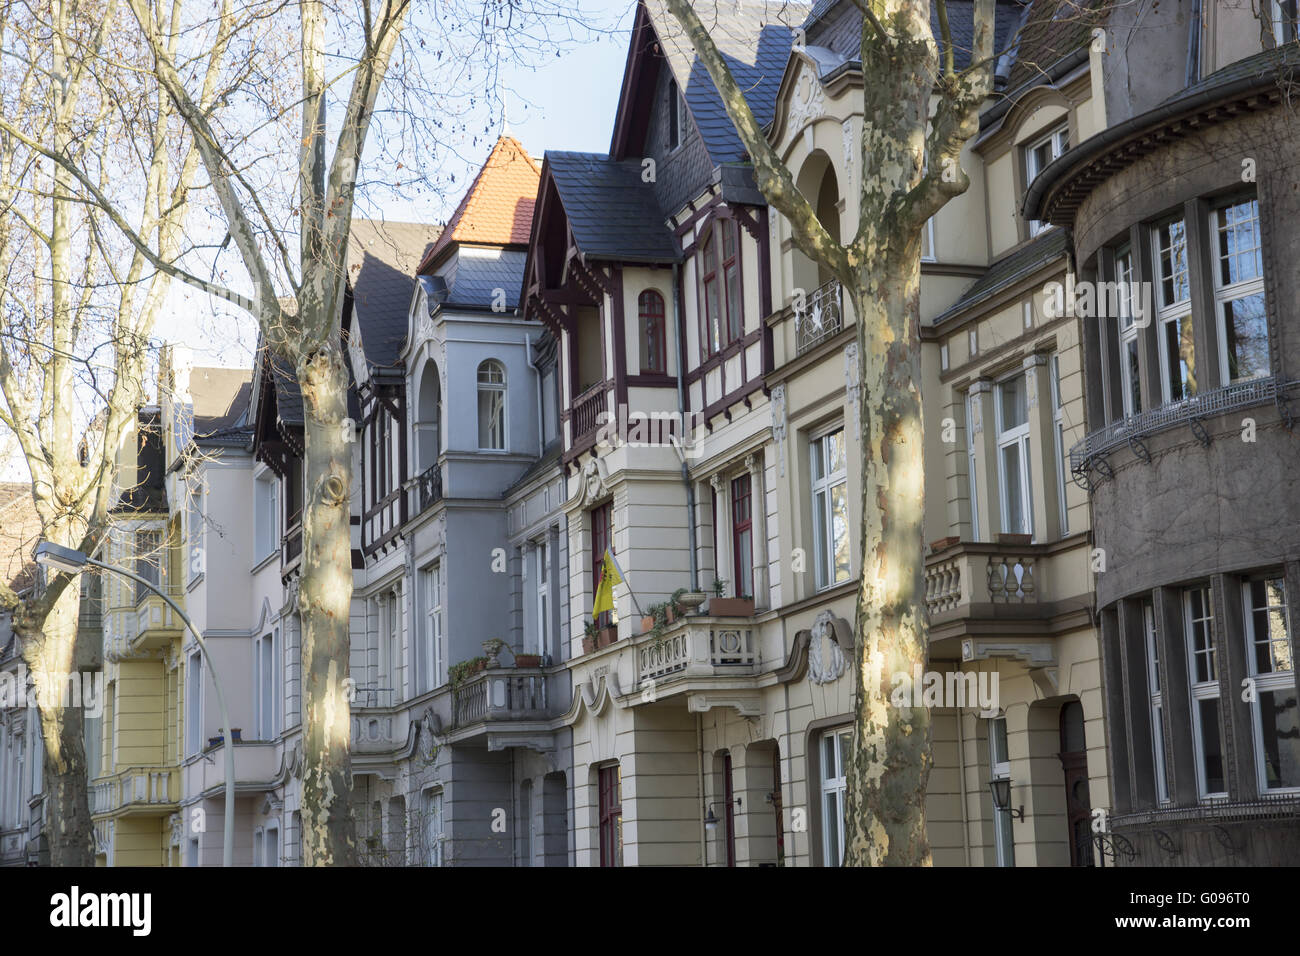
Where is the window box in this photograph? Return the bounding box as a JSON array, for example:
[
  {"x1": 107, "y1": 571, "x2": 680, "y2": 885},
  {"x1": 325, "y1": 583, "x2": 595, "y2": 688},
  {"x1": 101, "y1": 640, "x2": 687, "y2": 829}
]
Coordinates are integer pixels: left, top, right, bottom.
[
  {"x1": 708, "y1": 597, "x2": 754, "y2": 618},
  {"x1": 514, "y1": 654, "x2": 541, "y2": 668}
]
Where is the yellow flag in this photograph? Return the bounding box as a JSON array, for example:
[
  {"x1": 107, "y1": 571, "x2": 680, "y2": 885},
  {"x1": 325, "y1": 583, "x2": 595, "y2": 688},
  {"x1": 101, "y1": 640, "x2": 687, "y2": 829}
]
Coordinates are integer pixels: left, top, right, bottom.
[{"x1": 592, "y1": 549, "x2": 622, "y2": 618}]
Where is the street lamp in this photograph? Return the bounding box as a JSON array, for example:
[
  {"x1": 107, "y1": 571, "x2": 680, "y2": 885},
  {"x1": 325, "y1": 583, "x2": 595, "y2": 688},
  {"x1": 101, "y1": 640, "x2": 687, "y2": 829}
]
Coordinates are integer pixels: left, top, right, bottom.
[{"x1": 35, "y1": 540, "x2": 236, "y2": 867}]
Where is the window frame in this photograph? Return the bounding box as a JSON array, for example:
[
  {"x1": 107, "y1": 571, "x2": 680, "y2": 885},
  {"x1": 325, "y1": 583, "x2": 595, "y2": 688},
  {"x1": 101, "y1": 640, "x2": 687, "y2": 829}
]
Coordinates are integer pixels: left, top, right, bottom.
[
  {"x1": 1049, "y1": 354, "x2": 1068, "y2": 537},
  {"x1": 1025, "y1": 123, "x2": 1069, "y2": 235},
  {"x1": 988, "y1": 716, "x2": 1015, "y2": 867},
  {"x1": 417, "y1": 562, "x2": 443, "y2": 692},
  {"x1": 253, "y1": 628, "x2": 280, "y2": 741},
  {"x1": 995, "y1": 371, "x2": 1033, "y2": 539},
  {"x1": 476, "y1": 359, "x2": 508, "y2": 452},
  {"x1": 1114, "y1": 243, "x2": 1143, "y2": 419},
  {"x1": 1143, "y1": 599, "x2": 1170, "y2": 804},
  {"x1": 533, "y1": 537, "x2": 550, "y2": 657},
  {"x1": 965, "y1": 389, "x2": 981, "y2": 542},
  {"x1": 730, "y1": 473, "x2": 753, "y2": 600},
  {"x1": 639, "y1": 289, "x2": 667, "y2": 374},
  {"x1": 185, "y1": 650, "x2": 203, "y2": 757},
  {"x1": 590, "y1": 501, "x2": 614, "y2": 627},
  {"x1": 1242, "y1": 574, "x2": 1299, "y2": 794},
  {"x1": 421, "y1": 787, "x2": 444, "y2": 867},
  {"x1": 809, "y1": 425, "x2": 850, "y2": 591},
  {"x1": 598, "y1": 763, "x2": 623, "y2": 867},
  {"x1": 819, "y1": 726, "x2": 852, "y2": 867},
  {"x1": 1184, "y1": 585, "x2": 1227, "y2": 800},
  {"x1": 1153, "y1": 217, "x2": 1196, "y2": 404},
  {"x1": 1209, "y1": 197, "x2": 1269, "y2": 384},
  {"x1": 698, "y1": 218, "x2": 743, "y2": 358}
]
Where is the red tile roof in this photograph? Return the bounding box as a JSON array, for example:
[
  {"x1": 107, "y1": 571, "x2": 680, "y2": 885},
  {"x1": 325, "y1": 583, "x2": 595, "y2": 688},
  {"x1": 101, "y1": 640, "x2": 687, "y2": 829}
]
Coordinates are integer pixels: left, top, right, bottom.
[{"x1": 418, "y1": 136, "x2": 540, "y2": 273}]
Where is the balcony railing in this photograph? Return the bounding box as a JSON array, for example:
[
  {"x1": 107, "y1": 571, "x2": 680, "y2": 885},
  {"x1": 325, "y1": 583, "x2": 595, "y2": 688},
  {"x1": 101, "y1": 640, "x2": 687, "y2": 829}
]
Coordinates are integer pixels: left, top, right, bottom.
[
  {"x1": 1070, "y1": 375, "x2": 1298, "y2": 487},
  {"x1": 414, "y1": 464, "x2": 443, "y2": 512},
  {"x1": 451, "y1": 668, "x2": 549, "y2": 729},
  {"x1": 570, "y1": 382, "x2": 607, "y2": 442},
  {"x1": 91, "y1": 766, "x2": 178, "y2": 816},
  {"x1": 635, "y1": 624, "x2": 758, "y2": 689},
  {"x1": 924, "y1": 541, "x2": 1043, "y2": 618},
  {"x1": 794, "y1": 278, "x2": 843, "y2": 355}
]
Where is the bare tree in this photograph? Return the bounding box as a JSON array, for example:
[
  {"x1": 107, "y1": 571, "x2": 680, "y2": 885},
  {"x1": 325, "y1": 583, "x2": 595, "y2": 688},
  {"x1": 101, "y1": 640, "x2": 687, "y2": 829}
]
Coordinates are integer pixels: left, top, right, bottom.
[
  {"x1": 657, "y1": 0, "x2": 997, "y2": 864},
  {"x1": 3, "y1": 0, "x2": 605, "y2": 865},
  {"x1": 0, "y1": 0, "x2": 221, "y2": 865}
]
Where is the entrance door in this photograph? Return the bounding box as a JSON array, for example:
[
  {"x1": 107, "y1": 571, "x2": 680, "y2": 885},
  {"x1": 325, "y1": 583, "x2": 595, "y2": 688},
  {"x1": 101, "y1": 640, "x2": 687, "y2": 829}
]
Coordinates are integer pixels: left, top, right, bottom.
[{"x1": 1058, "y1": 701, "x2": 1095, "y2": 866}]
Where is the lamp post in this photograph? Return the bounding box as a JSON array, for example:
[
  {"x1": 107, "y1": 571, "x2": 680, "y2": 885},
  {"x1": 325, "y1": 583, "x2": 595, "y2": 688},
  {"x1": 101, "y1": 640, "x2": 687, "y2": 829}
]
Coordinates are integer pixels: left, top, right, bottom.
[{"x1": 35, "y1": 540, "x2": 236, "y2": 867}]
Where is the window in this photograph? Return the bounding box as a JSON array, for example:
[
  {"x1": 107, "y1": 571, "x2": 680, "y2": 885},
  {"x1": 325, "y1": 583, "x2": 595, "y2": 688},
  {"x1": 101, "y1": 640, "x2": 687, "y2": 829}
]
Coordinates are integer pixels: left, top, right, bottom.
[
  {"x1": 421, "y1": 789, "x2": 444, "y2": 867},
  {"x1": 996, "y1": 373, "x2": 1033, "y2": 537},
  {"x1": 810, "y1": 427, "x2": 850, "y2": 590},
  {"x1": 591, "y1": 501, "x2": 613, "y2": 626},
  {"x1": 720, "y1": 751, "x2": 736, "y2": 867},
  {"x1": 1026, "y1": 124, "x2": 1068, "y2": 235},
  {"x1": 264, "y1": 823, "x2": 279, "y2": 867},
  {"x1": 965, "y1": 390, "x2": 981, "y2": 541},
  {"x1": 533, "y1": 539, "x2": 550, "y2": 657},
  {"x1": 1271, "y1": 0, "x2": 1297, "y2": 42},
  {"x1": 185, "y1": 650, "x2": 203, "y2": 756},
  {"x1": 187, "y1": 838, "x2": 199, "y2": 867},
  {"x1": 1144, "y1": 599, "x2": 1170, "y2": 803},
  {"x1": 639, "y1": 290, "x2": 667, "y2": 373},
  {"x1": 187, "y1": 481, "x2": 204, "y2": 583},
  {"x1": 477, "y1": 359, "x2": 507, "y2": 450},
  {"x1": 254, "y1": 473, "x2": 279, "y2": 561},
  {"x1": 666, "y1": 78, "x2": 686, "y2": 151},
  {"x1": 1211, "y1": 198, "x2": 1268, "y2": 383},
  {"x1": 135, "y1": 529, "x2": 162, "y2": 604},
  {"x1": 1184, "y1": 586, "x2": 1225, "y2": 798},
  {"x1": 1050, "y1": 355, "x2": 1068, "y2": 537},
  {"x1": 819, "y1": 727, "x2": 851, "y2": 866},
  {"x1": 1115, "y1": 244, "x2": 1142, "y2": 418},
  {"x1": 417, "y1": 563, "x2": 443, "y2": 693},
  {"x1": 699, "y1": 219, "x2": 742, "y2": 356},
  {"x1": 541, "y1": 365, "x2": 559, "y2": 446},
  {"x1": 989, "y1": 717, "x2": 1015, "y2": 867},
  {"x1": 921, "y1": 217, "x2": 936, "y2": 262},
  {"x1": 254, "y1": 629, "x2": 279, "y2": 740},
  {"x1": 730, "y1": 474, "x2": 753, "y2": 599},
  {"x1": 1243, "y1": 575, "x2": 1299, "y2": 792},
  {"x1": 382, "y1": 586, "x2": 401, "y2": 700},
  {"x1": 1153, "y1": 219, "x2": 1197, "y2": 403},
  {"x1": 598, "y1": 764, "x2": 623, "y2": 867}
]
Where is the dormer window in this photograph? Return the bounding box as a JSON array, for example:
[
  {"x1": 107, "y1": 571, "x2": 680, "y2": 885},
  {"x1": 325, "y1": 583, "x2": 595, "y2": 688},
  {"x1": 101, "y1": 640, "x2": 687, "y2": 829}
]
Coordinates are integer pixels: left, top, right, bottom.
[{"x1": 1025, "y1": 123, "x2": 1069, "y2": 236}]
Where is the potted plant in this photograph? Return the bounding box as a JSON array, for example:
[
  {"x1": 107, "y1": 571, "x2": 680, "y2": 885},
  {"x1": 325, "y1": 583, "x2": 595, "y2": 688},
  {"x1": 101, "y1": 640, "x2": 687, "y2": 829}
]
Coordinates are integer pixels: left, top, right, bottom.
[
  {"x1": 448, "y1": 656, "x2": 489, "y2": 687},
  {"x1": 482, "y1": 638, "x2": 506, "y2": 667},
  {"x1": 582, "y1": 619, "x2": 599, "y2": 655},
  {"x1": 708, "y1": 577, "x2": 755, "y2": 617},
  {"x1": 596, "y1": 620, "x2": 619, "y2": 648},
  {"x1": 675, "y1": 586, "x2": 707, "y2": 613}
]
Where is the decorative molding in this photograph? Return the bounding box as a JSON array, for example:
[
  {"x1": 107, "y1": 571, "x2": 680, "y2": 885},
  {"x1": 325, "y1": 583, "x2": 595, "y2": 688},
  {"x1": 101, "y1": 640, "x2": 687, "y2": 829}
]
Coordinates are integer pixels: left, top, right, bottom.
[
  {"x1": 771, "y1": 384, "x2": 788, "y2": 477},
  {"x1": 807, "y1": 609, "x2": 848, "y2": 684},
  {"x1": 842, "y1": 119, "x2": 854, "y2": 185},
  {"x1": 788, "y1": 65, "x2": 826, "y2": 140},
  {"x1": 961, "y1": 638, "x2": 1057, "y2": 667},
  {"x1": 844, "y1": 342, "x2": 861, "y2": 430},
  {"x1": 571, "y1": 457, "x2": 612, "y2": 509},
  {"x1": 686, "y1": 691, "x2": 762, "y2": 717}
]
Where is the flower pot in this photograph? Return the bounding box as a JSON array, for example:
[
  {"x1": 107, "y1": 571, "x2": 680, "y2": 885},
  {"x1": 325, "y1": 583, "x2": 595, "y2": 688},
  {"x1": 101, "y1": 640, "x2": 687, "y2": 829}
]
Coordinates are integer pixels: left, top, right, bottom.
[
  {"x1": 677, "y1": 591, "x2": 707, "y2": 611},
  {"x1": 514, "y1": 654, "x2": 541, "y2": 668},
  {"x1": 208, "y1": 736, "x2": 223, "y2": 749},
  {"x1": 708, "y1": 597, "x2": 754, "y2": 618},
  {"x1": 597, "y1": 626, "x2": 619, "y2": 648},
  {"x1": 641, "y1": 615, "x2": 657, "y2": 634},
  {"x1": 582, "y1": 636, "x2": 597, "y2": 655}
]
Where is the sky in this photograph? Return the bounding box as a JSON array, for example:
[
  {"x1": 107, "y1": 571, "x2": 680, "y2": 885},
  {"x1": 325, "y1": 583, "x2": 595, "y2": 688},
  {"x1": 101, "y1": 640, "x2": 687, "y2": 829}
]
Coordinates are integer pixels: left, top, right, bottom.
[{"x1": 172, "y1": 0, "x2": 636, "y2": 371}]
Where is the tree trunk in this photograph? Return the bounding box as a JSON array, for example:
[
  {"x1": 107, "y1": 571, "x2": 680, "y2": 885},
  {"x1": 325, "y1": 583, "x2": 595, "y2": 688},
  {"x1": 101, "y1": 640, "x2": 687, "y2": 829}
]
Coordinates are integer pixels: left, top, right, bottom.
[
  {"x1": 841, "y1": 242, "x2": 931, "y2": 867},
  {"x1": 297, "y1": 341, "x2": 359, "y2": 867}
]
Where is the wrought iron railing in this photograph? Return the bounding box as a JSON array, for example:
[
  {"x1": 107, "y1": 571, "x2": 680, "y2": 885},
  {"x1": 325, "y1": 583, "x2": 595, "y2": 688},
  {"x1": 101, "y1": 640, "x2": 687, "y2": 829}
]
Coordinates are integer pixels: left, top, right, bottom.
[
  {"x1": 794, "y1": 278, "x2": 843, "y2": 355},
  {"x1": 415, "y1": 464, "x2": 442, "y2": 512},
  {"x1": 1070, "y1": 375, "x2": 1297, "y2": 488}
]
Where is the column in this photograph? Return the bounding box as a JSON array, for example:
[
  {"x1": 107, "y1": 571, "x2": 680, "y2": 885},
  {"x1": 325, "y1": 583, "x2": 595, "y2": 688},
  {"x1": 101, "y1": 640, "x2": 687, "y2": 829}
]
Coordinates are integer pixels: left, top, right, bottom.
[
  {"x1": 746, "y1": 453, "x2": 768, "y2": 611},
  {"x1": 1022, "y1": 352, "x2": 1056, "y2": 541},
  {"x1": 967, "y1": 378, "x2": 999, "y2": 540}
]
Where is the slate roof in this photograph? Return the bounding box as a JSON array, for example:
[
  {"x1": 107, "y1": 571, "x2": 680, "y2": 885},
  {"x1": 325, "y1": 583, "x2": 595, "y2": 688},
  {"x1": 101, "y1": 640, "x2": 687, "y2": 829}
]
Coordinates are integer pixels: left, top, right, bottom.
[
  {"x1": 418, "y1": 136, "x2": 540, "y2": 273},
  {"x1": 190, "y1": 366, "x2": 253, "y2": 442},
  {"x1": 1002, "y1": 0, "x2": 1107, "y2": 91},
  {"x1": 546, "y1": 151, "x2": 681, "y2": 261},
  {"x1": 933, "y1": 227, "x2": 1068, "y2": 325},
  {"x1": 347, "y1": 218, "x2": 441, "y2": 372},
  {"x1": 439, "y1": 248, "x2": 530, "y2": 310},
  {"x1": 643, "y1": 0, "x2": 802, "y2": 165}
]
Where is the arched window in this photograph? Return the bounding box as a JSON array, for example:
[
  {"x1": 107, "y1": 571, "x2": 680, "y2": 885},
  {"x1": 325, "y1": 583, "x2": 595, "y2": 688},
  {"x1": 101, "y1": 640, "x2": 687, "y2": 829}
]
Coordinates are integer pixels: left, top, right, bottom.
[
  {"x1": 477, "y1": 359, "x2": 506, "y2": 450},
  {"x1": 639, "y1": 290, "x2": 666, "y2": 373},
  {"x1": 415, "y1": 360, "x2": 440, "y2": 472}
]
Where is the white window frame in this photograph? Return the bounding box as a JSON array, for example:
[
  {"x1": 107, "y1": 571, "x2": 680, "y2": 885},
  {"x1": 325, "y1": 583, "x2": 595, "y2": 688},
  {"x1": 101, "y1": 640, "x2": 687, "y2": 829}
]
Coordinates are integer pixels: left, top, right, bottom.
[
  {"x1": 965, "y1": 389, "x2": 981, "y2": 542},
  {"x1": 988, "y1": 716, "x2": 1015, "y2": 867},
  {"x1": 1243, "y1": 575, "x2": 1299, "y2": 794},
  {"x1": 417, "y1": 563, "x2": 443, "y2": 693},
  {"x1": 1114, "y1": 244, "x2": 1142, "y2": 418},
  {"x1": 819, "y1": 726, "x2": 851, "y2": 867},
  {"x1": 995, "y1": 371, "x2": 1033, "y2": 538},
  {"x1": 1144, "y1": 599, "x2": 1170, "y2": 804},
  {"x1": 533, "y1": 538, "x2": 550, "y2": 657},
  {"x1": 254, "y1": 628, "x2": 280, "y2": 740},
  {"x1": 185, "y1": 650, "x2": 203, "y2": 756},
  {"x1": 381, "y1": 586, "x2": 401, "y2": 701},
  {"x1": 1272, "y1": 0, "x2": 1297, "y2": 42},
  {"x1": 1153, "y1": 218, "x2": 1195, "y2": 405},
  {"x1": 254, "y1": 471, "x2": 279, "y2": 563},
  {"x1": 1026, "y1": 124, "x2": 1068, "y2": 235},
  {"x1": 809, "y1": 425, "x2": 850, "y2": 591},
  {"x1": 920, "y1": 217, "x2": 936, "y2": 262},
  {"x1": 421, "y1": 788, "x2": 444, "y2": 867},
  {"x1": 1184, "y1": 585, "x2": 1226, "y2": 800},
  {"x1": 264, "y1": 821, "x2": 280, "y2": 867},
  {"x1": 1210, "y1": 198, "x2": 1268, "y2": 384},
  {"x1": 1049, "y1": 354, "x2": 1068, "y2": 537},
  {"x1": 477, "y1": 359, "x2": 507, "y2": 451}
]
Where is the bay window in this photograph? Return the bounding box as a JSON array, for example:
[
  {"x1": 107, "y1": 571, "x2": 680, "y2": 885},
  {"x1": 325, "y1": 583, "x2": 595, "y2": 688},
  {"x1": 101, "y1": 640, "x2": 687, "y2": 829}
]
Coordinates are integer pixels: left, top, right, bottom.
[
  {"x1": 1243, "y1": 575, "x2": 1300, "y2": 792},
  {"x1": 1154, "y1": 219, "x2": 1197, "y2": 403},
  {"x1": 700, "y1": 218, "x2": 742, "y2": 356},
  {"x1": 1115, "y1": 244, "x2": 1142, "y2": 418}
]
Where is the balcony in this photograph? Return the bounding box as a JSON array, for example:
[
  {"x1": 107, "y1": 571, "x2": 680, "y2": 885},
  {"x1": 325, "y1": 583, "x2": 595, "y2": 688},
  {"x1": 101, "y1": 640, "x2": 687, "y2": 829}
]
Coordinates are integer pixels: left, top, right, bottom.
[
  {"x1": 1070, "y1": 375, "x2": 1299, "y2": 489},
  {"x1": 413, "y1": 463, "x2": 443, "y2": 514},
  {"x1": 90, "y1": 766, "x2": 179, "y2": 817},
  {"x1": 794, "y1": 279, "x2": 843, "y2": 355},
  {"x1": 452, "y1": 667, "x2": 549, "y2": 729},
  {"x1": 566, "y1": 381, "x2": 609, "y2": 461},
  {"x1": 635, "y1": 621, "x2": 759, "y2": 690},
  {"x1": 183, "y1": 740, "x2": 280, "y2": 796},
  {"x1": 131, "y1": 585, "x2": 185, "y2": 651}
]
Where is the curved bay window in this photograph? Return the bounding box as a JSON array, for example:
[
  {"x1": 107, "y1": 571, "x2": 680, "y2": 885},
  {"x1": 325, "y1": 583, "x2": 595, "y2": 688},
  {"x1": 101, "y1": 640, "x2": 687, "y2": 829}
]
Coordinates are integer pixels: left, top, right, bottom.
[
  {"x1": 700, "y1": 218, "x2": 742, "y2": 357},
  {"x1": 477, "y1": 359, "x2": 506, "y2": 450},
  {"x1": 639, "y1": 290, "x2": 667, "y2": 374}
]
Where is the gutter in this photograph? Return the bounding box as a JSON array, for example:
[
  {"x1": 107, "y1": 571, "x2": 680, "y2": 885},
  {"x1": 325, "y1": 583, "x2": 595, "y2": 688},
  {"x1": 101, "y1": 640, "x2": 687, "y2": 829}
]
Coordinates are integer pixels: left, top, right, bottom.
[{"x1": 1023, "y1": 49, "x2": 1297, "y2": 222}]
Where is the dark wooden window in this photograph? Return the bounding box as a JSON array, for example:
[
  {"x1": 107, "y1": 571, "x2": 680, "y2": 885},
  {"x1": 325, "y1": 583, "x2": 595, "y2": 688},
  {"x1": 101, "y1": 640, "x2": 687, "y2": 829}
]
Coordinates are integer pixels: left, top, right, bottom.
[
  {"x1": 639, "y1": 290, "x2": 667, "y2": 373},
  {"x1": 731, "y1": 474, "x2": 753, "y2": 599},
  {"x1": 700, "y1": 218, "x2": 742, "y2": 357},
  {"x1": 598, "y1": 764, "x2": 622, "y2": 867},
  {"x1": 591, "y1": 501, "x2": 613, "y2": 627}
]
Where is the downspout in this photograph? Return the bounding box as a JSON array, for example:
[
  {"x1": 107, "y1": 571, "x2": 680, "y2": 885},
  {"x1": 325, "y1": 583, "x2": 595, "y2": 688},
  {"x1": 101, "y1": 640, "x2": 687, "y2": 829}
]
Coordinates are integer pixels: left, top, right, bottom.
[
  {"x1": 525, "y1": 333, "x2": 544, "y2": 457},
  {"x1": 672, "y1": 262, "x2": 699, "y2": 590},
  {"x1": 697, "y1": 711, "x2": 707, "y2": 867},
  {"x1": 956, "y1": 683, "x2": 971, "y2": 866}
]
